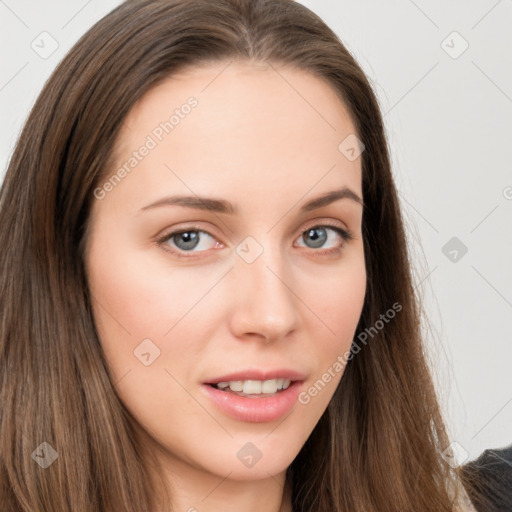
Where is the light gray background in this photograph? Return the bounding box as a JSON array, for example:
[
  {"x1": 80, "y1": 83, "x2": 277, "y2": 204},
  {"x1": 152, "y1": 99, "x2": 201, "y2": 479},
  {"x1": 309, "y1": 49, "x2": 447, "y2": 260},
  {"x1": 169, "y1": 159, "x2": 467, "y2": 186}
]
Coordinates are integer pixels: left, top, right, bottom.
[{"x1": 1, "y1": 0, "x2": 511, "y2": 463}]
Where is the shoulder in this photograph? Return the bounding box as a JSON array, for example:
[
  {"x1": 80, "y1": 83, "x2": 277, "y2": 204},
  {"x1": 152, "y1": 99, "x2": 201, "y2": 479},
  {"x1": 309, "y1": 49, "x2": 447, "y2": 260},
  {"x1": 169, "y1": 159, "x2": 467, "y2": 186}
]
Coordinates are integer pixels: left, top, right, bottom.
[{"x1": 460, "y1": 444, "x2": 512, "y2": 512}]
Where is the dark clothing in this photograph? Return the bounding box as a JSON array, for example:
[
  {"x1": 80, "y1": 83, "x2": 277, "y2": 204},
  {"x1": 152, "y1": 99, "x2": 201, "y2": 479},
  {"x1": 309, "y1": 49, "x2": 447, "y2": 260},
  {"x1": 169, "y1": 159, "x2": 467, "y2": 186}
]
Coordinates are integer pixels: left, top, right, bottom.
[{"x1": 462, "y1": 445, "x2": 512, "y2": 512}]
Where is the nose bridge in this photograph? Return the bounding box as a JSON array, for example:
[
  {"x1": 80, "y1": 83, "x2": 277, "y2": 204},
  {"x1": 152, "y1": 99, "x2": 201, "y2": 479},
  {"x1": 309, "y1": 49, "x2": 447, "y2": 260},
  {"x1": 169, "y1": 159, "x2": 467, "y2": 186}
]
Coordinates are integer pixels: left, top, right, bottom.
[{"x1": 230, "y1": 235, "x2": 299, "y2": 340}]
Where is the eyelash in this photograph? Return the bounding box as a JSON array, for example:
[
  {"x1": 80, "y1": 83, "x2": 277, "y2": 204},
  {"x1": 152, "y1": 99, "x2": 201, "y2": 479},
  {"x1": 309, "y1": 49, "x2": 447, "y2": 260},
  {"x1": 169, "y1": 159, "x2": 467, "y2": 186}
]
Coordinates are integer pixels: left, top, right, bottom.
[{"x1": 156, "y1": 221, "x2": 353, "y2": 259}]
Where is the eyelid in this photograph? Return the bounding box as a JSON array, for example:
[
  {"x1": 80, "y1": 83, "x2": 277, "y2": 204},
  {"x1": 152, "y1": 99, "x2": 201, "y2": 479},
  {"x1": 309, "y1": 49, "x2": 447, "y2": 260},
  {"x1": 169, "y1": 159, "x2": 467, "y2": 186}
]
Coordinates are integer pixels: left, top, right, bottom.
[
  {"x1": 299, "y1": 218, "x2": 351, "y2": 237},
  {"x1": 155, "y1": 221, "x2": 227, "y2": 246},
  {"x1": 154, "y1": 223, "x2": 224, "y2": 259}
]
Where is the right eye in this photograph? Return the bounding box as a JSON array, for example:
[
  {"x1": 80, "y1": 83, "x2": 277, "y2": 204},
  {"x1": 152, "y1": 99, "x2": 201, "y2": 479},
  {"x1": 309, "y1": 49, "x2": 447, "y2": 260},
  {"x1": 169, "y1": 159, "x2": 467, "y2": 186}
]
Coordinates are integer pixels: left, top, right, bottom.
[{"x1": 157, "y1": 227, "x2": 223, "y2": 257}]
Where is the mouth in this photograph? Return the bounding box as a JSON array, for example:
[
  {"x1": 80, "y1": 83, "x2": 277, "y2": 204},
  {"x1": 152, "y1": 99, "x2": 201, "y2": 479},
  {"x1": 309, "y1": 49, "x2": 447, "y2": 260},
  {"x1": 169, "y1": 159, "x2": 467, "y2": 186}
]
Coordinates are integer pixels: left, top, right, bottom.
[
  {"x1": 207, "y1": 378, "x2": 293, "y2": 398},
  {"x1": 201, "y1": 370, "x2": 306, "y2": 422}
]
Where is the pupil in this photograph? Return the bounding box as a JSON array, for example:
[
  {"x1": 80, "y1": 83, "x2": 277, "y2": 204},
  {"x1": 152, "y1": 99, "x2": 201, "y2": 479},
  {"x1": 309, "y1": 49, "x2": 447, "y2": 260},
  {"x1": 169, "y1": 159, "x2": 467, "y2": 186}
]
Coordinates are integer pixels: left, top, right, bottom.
[
  {"x1": 174, "y1": 231, "x2": 199, "y2": 250},
  {"x1": 305, "y1": 227, "x2": 327, "y2": 248}
]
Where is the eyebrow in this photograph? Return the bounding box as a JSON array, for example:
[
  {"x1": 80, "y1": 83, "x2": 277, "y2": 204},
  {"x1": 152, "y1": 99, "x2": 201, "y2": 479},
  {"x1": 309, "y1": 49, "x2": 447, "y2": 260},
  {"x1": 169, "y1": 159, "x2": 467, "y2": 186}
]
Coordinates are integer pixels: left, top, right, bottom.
[{"x1": 139, "y1": 186, "x2": 363, "y2": 215}]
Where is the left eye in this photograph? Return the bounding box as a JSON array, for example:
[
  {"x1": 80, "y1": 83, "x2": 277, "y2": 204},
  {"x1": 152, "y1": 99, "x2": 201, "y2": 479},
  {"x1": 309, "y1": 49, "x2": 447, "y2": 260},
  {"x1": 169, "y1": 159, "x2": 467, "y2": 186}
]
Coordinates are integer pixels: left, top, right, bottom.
[
  {"x1": 159, "y1": 224, "x2": 351, "y2": 257},
  {"x1": 295, "y1": 225, "x2": 350, "y2": 250}
]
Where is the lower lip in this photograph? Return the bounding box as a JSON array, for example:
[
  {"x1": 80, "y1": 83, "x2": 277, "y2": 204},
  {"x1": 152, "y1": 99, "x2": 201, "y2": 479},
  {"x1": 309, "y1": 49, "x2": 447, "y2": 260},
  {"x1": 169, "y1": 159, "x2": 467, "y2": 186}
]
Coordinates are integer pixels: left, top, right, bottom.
[{"x1": 201, "y1": 381, "x2": 303, "y2": 423}]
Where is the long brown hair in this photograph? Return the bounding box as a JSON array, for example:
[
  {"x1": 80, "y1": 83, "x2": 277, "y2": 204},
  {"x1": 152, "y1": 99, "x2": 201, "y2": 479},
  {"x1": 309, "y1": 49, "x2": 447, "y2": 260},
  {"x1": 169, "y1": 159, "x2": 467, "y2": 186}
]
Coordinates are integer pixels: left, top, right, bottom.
[{"x1": 0, "y1": 0, "x2": 471, "y2": 510}]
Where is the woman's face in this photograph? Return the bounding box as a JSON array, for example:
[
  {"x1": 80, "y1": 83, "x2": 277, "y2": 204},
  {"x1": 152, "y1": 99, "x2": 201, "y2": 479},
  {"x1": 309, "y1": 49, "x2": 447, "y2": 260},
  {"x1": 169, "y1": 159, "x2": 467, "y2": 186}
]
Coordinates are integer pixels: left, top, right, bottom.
[{"x1": 85, "y1": 60, "x2": 366, "y2": 482}]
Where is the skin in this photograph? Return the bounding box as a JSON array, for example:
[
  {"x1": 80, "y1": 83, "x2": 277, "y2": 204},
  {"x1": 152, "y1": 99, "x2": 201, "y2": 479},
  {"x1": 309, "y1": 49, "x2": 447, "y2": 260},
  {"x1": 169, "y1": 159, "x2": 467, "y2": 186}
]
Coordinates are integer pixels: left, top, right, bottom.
[{"x1": 84, "y1": 60, "x2": 366, "y2": 512}]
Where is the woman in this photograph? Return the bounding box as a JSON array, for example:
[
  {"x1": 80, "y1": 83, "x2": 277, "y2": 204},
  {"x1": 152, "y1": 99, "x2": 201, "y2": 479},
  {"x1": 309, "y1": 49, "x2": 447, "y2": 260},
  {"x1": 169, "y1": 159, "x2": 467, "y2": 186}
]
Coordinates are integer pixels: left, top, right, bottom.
[{"x1": 0, "y1": 0, "x2": 482, "y2": 510}]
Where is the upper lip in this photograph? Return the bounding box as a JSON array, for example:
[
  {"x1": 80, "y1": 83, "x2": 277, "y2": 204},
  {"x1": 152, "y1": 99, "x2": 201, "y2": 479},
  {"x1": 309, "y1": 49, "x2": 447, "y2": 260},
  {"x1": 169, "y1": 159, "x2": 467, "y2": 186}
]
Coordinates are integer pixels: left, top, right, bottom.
[{"x1": 205, "y1": 369, "x2": 306, "y2": 384}]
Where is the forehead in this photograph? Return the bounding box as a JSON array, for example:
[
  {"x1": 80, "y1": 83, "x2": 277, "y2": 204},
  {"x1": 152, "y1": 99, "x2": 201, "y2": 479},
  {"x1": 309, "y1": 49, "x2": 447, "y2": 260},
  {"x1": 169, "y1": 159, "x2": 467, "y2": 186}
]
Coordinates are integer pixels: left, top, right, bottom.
[
  {"x1": 123, "y1": 60, "x2": 356, "y2": 137},
  {"x1": 105, "y1": 60, "x2": 362, "y2": 212}
]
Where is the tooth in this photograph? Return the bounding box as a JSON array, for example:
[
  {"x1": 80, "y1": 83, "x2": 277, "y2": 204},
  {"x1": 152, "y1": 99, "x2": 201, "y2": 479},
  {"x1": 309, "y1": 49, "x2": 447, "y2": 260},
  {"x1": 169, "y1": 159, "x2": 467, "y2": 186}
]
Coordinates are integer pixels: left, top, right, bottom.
[
  {"x1": 229, "y1": 381, "x2": 243, "y2": 392},
  {"x1": 219, "y1": 378, "x2": 292, "y2": 394},
  {"x1": 261, "y1": 379, "x2": 278, "y2": 393},
  {"x1": 242, "y1": 380, "x2": 262, "y2": 394}
]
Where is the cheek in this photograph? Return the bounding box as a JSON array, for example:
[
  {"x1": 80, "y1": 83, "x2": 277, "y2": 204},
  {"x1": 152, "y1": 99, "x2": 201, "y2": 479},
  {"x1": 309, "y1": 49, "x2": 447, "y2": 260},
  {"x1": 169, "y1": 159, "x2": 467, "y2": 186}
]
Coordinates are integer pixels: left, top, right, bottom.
[
  {"x1": 301, "y1": 253, "x2": 366, "y2": 400},
  {"x1": 85, "y1": 234, "x2": 225, "y2": 444},
  {"x1": 85, "y1": 229, "x2": 222, "y2": 377},
  {"x1": 313, "y1": 254, "x2": 366, "y2": 347}
]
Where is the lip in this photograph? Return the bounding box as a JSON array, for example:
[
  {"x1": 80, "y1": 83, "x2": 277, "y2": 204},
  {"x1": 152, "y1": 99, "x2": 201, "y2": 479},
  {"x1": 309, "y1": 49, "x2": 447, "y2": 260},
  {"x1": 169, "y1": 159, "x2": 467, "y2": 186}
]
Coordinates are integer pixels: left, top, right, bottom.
[
  {"x1": 201, "y1": 379, "x2": 304, "y2": 423},
  {"x1": 204, "y1": 369, "x2": 307, "y2": 385}
]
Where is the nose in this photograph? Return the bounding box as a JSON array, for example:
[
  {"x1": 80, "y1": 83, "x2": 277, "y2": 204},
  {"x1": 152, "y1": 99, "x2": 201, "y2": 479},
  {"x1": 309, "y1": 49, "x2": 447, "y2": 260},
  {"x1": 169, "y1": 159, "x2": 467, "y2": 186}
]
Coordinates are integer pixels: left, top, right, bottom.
[{"x1": 229, "y1": 242, "x2": 300, "y2": 343}]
